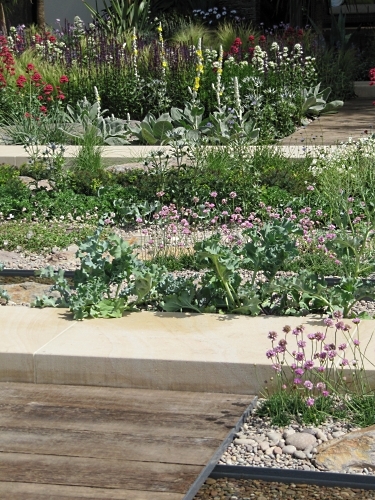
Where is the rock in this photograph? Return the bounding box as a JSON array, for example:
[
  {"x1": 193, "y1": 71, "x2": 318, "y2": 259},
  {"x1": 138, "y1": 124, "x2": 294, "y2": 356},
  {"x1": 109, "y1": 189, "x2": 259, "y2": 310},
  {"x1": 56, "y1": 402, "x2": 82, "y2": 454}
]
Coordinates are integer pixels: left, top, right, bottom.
[
  {"x1": 273, "y1": 446, "x2": 282, "y2": 455},
  {"x1": 19, "y1": 176, "x2": 54, "y2": 191},
  {"x1": 315, "y1": 424, "x2": 375, "y2": 472},
  {"x1": 1, "y1": 282, "x2": 55, "y2": 304},
  {"x1": 234, "y1": 438, "x2": 257, "y2": 446},
  {"x1": 316, "y1": 430, "x2": 328, "y2": 441},
  {"x1": 283, "y1": 429, "x2": 295, "y2": 439},
  {"x1": 303, "y1": 428, "x2": 319, "y2": 436},
  {"x1": 260, "y1": 441, "x2": 270, "y2": 451},
  {"x1": 282, "y1": 445, "x2": 297, "y2": 455},
  {"x1": 205, "y1": 478, "x2": 216, "y2": 485},
  {"x1": 265, "y1": 447, "x2": 274, "y2": 456},
  {"x1": 285, "y1": 432, "x2": 317, "y2": 450},
  {"x1": 304, "y1": 445, "x2": 314, "y2": 456},
  {"x1": 266, "y1": 431, "x2": 282, "y2": 442},
  {"x1": 332, "y1": 431, "x2": 346, "y2": 439},
  {"x1": 294, "y1": 450, "x2": 307, "y2": 459}
]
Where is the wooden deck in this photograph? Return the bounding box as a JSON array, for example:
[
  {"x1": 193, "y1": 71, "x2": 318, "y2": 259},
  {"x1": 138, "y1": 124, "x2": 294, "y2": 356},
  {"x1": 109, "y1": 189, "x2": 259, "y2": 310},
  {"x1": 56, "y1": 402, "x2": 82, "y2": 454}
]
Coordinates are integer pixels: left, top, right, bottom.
[{"x1": 0, "y1": 383, "x2": 254, "y2": 499}]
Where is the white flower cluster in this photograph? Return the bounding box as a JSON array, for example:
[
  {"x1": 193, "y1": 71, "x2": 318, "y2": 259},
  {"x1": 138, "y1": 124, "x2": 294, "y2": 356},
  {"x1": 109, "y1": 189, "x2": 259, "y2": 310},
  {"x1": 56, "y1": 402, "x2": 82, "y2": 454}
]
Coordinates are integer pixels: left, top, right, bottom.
[
  {"x1": 193, "y1": 6, "x2": 240, "y2": 23},
  {"x1": 204, "y1": 48, "x2": 218, "y2": 65},
  {"x1": 309, "y1": 137, "x2": 375, "y2": 177}
]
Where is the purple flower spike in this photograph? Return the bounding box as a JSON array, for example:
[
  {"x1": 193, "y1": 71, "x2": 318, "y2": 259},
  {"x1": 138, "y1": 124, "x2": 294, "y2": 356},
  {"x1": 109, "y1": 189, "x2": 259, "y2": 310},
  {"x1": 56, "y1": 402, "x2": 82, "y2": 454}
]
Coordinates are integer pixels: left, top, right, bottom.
[{"x1": 352, "y1": 318, "x2": 361, "y2": 324}]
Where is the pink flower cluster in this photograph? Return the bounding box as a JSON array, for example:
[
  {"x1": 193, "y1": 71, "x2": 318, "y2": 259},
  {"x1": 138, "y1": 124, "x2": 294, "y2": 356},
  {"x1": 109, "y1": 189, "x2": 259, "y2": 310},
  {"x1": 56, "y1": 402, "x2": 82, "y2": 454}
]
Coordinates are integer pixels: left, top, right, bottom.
[{"x1": 266, "y1": 315, "x2": 363, "y2": 407}]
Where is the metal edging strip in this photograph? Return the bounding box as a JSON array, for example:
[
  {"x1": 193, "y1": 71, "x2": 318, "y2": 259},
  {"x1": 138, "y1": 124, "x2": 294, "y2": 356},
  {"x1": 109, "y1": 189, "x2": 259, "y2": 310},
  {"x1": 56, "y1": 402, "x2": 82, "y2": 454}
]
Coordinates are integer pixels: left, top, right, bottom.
[
  {"x1": 210, "y1": 464, "x2": 375, "y2": 491},
  {"x1": 0, "y1": 269, "x2": 75, "y2": 278},
  {"x1": 1, "y1": 270, "x2": 375, "y2": 287},
  {"x1": 182, "y1": 396, "x2": 258, "y2": 500}
]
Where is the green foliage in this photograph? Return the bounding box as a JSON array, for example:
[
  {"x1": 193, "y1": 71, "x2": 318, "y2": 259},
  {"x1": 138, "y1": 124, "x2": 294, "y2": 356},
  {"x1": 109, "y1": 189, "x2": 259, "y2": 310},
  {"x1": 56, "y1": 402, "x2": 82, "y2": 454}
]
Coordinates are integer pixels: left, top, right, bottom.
[
  {"x1": 0, "y1": 164, "x2": 19, "y2": 186},
  {"x1": 63, "y1": 93, "x2": 131, "y2": 145},
  {"x1": 257, "y1": 393, "x2": 338, "y2": 426},
  {"x1": 83, "y1": 0, "x2": 151, "y2": 34},
  {"x1": 301, "y1": 83, "x2": 343, "y2": 124},
  {"x1": 0, "y1": 221, "x2": 101, "y2": 254},
  {"x1": 127, "y1": 112, "x2": 173, "y2": 144}
]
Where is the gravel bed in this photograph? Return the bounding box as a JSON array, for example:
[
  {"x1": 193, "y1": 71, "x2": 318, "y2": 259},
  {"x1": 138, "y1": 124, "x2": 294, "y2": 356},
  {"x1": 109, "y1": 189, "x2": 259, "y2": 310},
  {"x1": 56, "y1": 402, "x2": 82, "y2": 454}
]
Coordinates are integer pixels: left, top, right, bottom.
[
  {"x1": 194, "y1": 406, "x2": 375, "y2": 499},
  {"x1": 194, "y1": 477, "x2": 375, "y2": 499},
  {"x1": 218, "y1": 411, "x2": 368, "y2": 474}
]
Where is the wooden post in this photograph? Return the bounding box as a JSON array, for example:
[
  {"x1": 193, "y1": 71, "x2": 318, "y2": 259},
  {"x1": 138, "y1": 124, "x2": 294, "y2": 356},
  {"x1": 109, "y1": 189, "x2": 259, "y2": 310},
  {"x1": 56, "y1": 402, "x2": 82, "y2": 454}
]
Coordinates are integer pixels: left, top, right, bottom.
[
  {"x1": 36, "y1": 0, "x2": 45, "y2": 28},
  {"x1": 0, "y1": 2, "x2": 7, "y2": 35}
]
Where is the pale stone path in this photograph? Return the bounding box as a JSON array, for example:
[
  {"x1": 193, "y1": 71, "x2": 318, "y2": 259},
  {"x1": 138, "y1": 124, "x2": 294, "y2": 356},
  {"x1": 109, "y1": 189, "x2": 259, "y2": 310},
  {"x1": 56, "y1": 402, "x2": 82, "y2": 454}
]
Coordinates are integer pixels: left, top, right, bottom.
[{"x1": 280, "y1": 97, "x2": 375, "y2": 146}]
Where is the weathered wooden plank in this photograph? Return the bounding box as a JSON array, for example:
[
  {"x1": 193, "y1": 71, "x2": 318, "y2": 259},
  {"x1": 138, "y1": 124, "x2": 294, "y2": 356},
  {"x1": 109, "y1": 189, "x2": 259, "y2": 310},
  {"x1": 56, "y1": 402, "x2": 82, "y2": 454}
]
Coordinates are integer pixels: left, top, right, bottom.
[
  {"x1": 0, "y1": 383, "x2": 250, "y2": 415},
  {"x1": 0, "y1": 481, "x2": 182, "y2": 499},
  {"x1": 0, "y1": 426, "x2": 222, "y2": 465},
  {"x1": 0, "y1": 452, "x2": 201, "y2": 493},
  {"x1": 0, "y1": 403, "x2": 240, "y2": 438}
]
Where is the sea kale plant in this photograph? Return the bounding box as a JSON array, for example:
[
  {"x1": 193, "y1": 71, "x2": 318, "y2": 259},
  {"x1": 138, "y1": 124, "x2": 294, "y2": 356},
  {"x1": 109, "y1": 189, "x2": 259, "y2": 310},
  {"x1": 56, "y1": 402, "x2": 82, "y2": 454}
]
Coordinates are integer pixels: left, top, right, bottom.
[
  {"x1": 259, "y1": 315, "x2": 375, "y2": 427},
  {"x1": 32, "y1": 216, "x2": 166, "y2": 319}
]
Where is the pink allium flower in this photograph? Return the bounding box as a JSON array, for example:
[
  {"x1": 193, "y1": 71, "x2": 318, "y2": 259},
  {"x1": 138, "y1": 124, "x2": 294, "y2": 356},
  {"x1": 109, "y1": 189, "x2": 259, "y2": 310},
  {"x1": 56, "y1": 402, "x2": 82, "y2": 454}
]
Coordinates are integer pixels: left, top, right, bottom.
[
  {"x1": 210, "y1": 191, "x2": 218, "y2": 198},
  {"x1": 304, "y1": 380, "x2": 313, "y2": 390},
  {"x1": 294, "y1": 378, "x2": 302, "y2": 385},
  {"x1": 306, "y1": 397, "x2": 315, "y2": 407},
  {"x1": 229, "y1": 191, "x2": 237, "y2": 198}
]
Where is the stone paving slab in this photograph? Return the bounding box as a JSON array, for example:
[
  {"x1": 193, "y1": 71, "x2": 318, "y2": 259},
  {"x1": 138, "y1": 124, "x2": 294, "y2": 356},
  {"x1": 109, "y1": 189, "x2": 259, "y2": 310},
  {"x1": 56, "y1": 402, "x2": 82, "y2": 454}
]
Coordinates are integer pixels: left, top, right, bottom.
[
  {"x1": 0, "y1": 308, "x2": 374, "y2": 393},
  {"x1": 0, "y1": 144, "x2": 342, "y2": 166}
]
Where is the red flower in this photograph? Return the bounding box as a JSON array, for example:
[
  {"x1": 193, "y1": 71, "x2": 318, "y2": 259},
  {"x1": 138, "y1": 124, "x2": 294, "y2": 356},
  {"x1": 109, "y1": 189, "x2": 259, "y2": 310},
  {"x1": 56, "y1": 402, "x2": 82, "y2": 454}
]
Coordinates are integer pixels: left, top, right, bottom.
[
  {"x1": 40, "y1": 105, "x2": 47, "y2": 113},
  {"x1": 26, "y1": 63, "x2": 35, "y2": 73},
  {"x1": 49, "y1": 35, "x2": 57, "y2": 43},
  {"x1": 57, "y1": 93, "x2": 65, "y2": 100},
  {"x1": 59, "y1": 75, "x2": 69, "y2": 84},
  {"x1": 37, "y1": 95, "x2": 43, "y2": 100},
  {"x1": 233, "y1": 37, "x2": 242, "y2": 46},
  {"x1": 16, "y1": 75, "x2": 27, "y2": 88},
  {"x1": 248, "y1": 35, "x2": 255, "y2": 43},
  {"x1": 24, "y1": 112, "x2": 32, "y2": 118},
  {"x1": 31, "y1": 72, "x2": 42, "y2": 82},
  {"x1": 43, "y1": 83, "x2": 53, "y2": 95},
  {"x1": 259, "y1": 35, "x2": 266, "y2": 43}
]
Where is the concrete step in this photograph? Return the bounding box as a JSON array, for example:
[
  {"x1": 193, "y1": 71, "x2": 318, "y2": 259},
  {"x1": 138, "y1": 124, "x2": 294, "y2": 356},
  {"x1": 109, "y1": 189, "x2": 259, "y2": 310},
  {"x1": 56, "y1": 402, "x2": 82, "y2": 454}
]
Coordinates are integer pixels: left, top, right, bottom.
[{"x1": 0, "y1": 307, "x2": 373, "y2": 394}]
